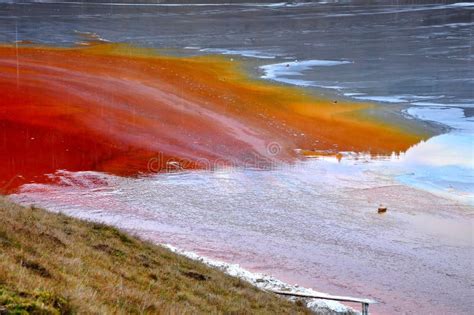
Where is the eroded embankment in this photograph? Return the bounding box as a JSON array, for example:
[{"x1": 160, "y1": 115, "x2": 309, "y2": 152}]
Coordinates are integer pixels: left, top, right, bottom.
[{"x1": 0, "y1": 43, "x2": 429, "y2": 192}]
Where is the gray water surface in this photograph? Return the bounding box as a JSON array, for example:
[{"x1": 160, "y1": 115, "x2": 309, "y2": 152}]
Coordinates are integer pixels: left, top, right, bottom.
[{"x1": 1, "y1": 0, "x2": 473, "y2": 106}]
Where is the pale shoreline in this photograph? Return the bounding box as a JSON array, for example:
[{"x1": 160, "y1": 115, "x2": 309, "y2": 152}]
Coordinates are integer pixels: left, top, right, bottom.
[{"x1": 163, "y1": 244, "x2": 359, "y2": 314}]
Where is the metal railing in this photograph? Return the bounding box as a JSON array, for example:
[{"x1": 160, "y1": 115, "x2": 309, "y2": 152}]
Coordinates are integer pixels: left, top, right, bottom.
[{"x1": 271, "y1": 290, "x2": 377, "y2": 315}]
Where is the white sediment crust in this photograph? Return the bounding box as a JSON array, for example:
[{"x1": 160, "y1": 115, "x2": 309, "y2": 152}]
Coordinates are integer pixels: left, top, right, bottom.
[
  {"x1": 260, "y1": 59, "x2": 351, "y2": 87},
  {"x1": 164, "y1": 244, "x2": 357, "y2": 314}
]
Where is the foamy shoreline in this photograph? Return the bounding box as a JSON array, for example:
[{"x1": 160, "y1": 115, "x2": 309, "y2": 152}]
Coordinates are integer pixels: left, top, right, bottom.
[{"x1": 163, "y1": 244, "x2": 360, "y2": 314}]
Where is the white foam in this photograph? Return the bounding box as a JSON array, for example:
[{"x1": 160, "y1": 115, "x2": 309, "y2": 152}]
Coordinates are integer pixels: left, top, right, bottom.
[
  {"x1": 415, "y1": 22, "x2": 474, "y2": 30},
  {"x1": 412, "y1": 101, "x2": 474, "y2": 107},
  {"x1": 37, "y1": 1, "x2": 291, "y2": 8},
  {"x1": 325, "y1": 3, "x2": 474, "y2": 18},
  {"x1": 354, "y1": 95, "x2": 408, "y2": 103},
  {"x1": 314, "y1": 85, "x2": 344, "y2": 90},
  {"x1": 198, "y1": 48, "x2": 280, "y2": 59},
  {"x1": 405, "y1": 106, "x2": 474, "y2": 131},
  {"x1": 353, "y1": 95, "x2": 442, "y2": 104},
  {"x1": 343, "y1": 92, "x2": 365, "y2": 97},
  {"x1": 164, "y1": 244, "x2": 355, "y2": 314},
  {"x1": 449, "y1": 2, "x2": 474, "y2": 8},
  {"x1": 260, "y1": 59, "x2": 351, "y2": 87}
]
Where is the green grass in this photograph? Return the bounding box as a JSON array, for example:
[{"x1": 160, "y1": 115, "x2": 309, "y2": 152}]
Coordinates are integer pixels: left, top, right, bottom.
[{"x1": 0, "y1": 197, "x2": 310, "y2": 314}]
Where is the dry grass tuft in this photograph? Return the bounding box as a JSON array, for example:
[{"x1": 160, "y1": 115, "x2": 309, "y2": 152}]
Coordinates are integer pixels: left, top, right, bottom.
[{"x1": 0, "y1": 197, "x2": 310, "y2": 314}]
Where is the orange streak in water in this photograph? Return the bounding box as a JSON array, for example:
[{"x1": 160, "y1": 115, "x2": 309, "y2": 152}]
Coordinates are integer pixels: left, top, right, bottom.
[{"x1": 0, "y1": 43, "x2": 427, "y2": 193}]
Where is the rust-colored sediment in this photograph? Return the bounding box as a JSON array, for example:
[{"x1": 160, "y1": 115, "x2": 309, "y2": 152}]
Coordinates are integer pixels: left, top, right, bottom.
[{"x1": 0, "y1": 43, "x2": 426, "y2": 193}]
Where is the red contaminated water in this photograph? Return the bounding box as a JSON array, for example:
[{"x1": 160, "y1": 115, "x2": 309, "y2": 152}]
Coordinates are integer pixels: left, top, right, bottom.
[{"x1": 0, "y1": 43, "x2": 426, "y2": 193}]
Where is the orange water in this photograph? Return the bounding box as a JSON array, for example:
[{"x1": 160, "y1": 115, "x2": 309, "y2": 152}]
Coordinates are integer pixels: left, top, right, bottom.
[{"x1": 0, "y1": 43, "x2": 426, "y2": 193}]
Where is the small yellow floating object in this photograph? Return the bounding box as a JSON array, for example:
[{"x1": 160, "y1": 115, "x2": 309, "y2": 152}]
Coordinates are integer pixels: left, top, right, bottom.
[{"x1": 378, "y1": 205, "x2": 388, "y2": 213}]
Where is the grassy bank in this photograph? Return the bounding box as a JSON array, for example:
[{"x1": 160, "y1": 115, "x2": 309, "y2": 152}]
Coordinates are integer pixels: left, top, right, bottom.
[{"x1": 0, "y1": 197, "x2": 309, "y2": 314}]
